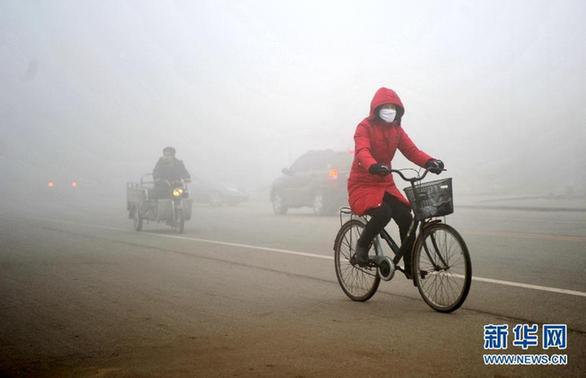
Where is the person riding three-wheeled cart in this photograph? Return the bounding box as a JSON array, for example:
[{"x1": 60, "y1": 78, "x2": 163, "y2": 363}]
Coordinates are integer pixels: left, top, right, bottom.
[{"x1": 126, "y1": 147, "x2": 193, "y2": 233}]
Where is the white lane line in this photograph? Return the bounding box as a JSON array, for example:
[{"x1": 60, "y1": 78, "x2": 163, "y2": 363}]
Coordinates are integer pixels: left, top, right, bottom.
[
  {"x1": 34, "y1": 217, "x2": 586, "y2": 298},
  {"x1": 464, "y1": 230, "x2": 586, "y2": 242},
  {"x1": 36, "y1": 217, "x2": 332, "y2": 260},
  {"x1": 144, "y1": 232, "x2": 333, "y2": 260},
  {"x1": 469, "y1": 276, "x2": 586, "y2": 297},
  {"x1": 450, "y1": 274, "x2": 586, "y2": 298}
]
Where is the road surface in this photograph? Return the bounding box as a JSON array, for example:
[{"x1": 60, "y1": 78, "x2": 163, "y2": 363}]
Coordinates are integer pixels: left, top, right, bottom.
[{"x1": 1, "y1": 200, "x2": 585, "y2": 376}]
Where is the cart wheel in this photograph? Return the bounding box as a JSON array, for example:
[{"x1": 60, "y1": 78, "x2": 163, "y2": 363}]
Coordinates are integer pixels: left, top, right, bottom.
[
  {"x1": 133, "y1": 206, "x2": 143, "y2": 231},
  {"x1": 272, "y1": 193, "x2": 288, "y2": 215},
  {"x1": 175, "y1": 209, "x2": 184, "y2": 234}
]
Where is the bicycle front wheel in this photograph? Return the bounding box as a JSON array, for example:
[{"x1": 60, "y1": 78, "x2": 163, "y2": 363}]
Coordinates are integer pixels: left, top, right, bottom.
[
  {"x1": 413, "y1": 223, "x2": 471, "y2": 313},
  {"x1": 334, "y1": 219, "x2": 380, "y2": 302}
]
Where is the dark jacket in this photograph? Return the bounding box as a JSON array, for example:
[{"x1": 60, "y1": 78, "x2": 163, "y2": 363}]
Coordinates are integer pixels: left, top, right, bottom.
[{"x1": 153, "y1": 157, "x2": 191, "y2": 182}]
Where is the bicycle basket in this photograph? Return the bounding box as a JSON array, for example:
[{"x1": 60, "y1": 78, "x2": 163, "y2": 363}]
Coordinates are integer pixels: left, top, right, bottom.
[{"x1": 404, "y1": 178, "x2": 453, "y2": 219}]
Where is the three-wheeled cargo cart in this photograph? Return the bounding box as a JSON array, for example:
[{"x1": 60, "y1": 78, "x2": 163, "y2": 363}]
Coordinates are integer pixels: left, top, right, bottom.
[{"x1": 126, "y1": 174, "x2": 192, "y2": 233}]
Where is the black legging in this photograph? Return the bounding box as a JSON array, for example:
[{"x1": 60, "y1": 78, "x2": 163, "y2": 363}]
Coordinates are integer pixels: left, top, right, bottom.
[{"x1": 358, "y1": 192, "x2": 414, "y2": 253}]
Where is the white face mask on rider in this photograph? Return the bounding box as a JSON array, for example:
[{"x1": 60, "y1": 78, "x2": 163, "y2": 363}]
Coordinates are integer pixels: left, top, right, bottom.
[{"x1": 379, "y1": 108, "x2": 397, "y2": 123}]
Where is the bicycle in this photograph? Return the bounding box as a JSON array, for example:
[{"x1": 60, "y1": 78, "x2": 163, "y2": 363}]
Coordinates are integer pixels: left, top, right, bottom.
[{"x1": 333, "y1": 168, "x2": 472, "y2": 313}]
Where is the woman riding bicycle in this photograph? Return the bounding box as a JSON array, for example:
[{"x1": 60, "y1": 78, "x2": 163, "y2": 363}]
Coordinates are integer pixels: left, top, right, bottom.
[{"x1": 348, "y1": 87, "x2": 444, "y2": 276}]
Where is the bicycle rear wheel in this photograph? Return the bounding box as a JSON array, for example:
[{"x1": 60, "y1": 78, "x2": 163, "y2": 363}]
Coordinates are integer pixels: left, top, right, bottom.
[
  {"x1": 334, "y1": 219, "x2": 380, "y2": 301},
  {"x1": 413, "y1": 223, "x2": 471, "y2": 313}
]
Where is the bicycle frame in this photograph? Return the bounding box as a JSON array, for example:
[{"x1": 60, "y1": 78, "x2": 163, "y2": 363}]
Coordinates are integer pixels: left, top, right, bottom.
[
  {"x1": 373, "y1": 217, "x2": 450, "y2": 274},
  {"x1": 334, "y1": 166, "x2": 471, "y2": 312},
  {"x1": 339, "y1": 209, "x2": 415, "y2": 273},
  {"x1": 339, "y1": 166, "x2": 452, "y2": 276}
]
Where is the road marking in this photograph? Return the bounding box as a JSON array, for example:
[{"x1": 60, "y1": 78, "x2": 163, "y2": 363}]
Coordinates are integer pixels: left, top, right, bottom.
[
  {"x1": 33, "y1": 217, "x2": 586, "y2": 298},
  {"x1": 465, "y1": 275, "x2": 586, "y2": 297},
  {"x1": 145, "y1": 232, "x2": 334, "y2": 260},
  {"x1": 36, "y1": 217, "x2": 333, "y2": 260},
  {"x1": 464, "y1": 230, "x2": 586, "y2": 242}
]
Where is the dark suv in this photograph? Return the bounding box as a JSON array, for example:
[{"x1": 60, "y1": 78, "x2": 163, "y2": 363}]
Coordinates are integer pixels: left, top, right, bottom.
[{"x1": 270, "y1": 150, "x2": 352, "y2": 215}]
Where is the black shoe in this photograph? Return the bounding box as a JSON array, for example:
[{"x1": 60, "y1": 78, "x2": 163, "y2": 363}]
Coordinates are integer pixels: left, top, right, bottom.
[{"x1": 355, "y1": 244, "x2": 370, "y2": 267}]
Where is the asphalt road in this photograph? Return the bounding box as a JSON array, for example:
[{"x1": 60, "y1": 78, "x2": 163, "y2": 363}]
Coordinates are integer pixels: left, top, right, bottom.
[{"x1": 1, "y1": 200, "x2": 585, "y2": 376}]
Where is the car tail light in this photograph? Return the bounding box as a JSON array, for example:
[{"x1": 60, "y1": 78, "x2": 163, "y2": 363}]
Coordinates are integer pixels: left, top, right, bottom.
[
  {"x1": 328, "y1": 168, "x2": 338, "y2": 180},
  {"x1": 48, "y1": 180, "x2": 55, "y2": 188},
  {"x1": 71, "y1": 180, "x2": 78, "y2": 188}
]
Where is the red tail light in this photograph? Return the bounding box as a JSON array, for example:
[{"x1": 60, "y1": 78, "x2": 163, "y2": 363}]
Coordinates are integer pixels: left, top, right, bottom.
[
  {"x1": 48, "y1": 180, "x2": 55, "y2": 188},
  {"x1": 328, "y1": 168, "x2": 339, "y2": 180},
  {"x1": 71, "y1": 180, "x2": 78, "y2": 188}
]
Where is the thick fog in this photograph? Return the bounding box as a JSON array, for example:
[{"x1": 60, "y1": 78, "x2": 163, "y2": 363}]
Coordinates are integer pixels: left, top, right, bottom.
[{"x1": 1, "y1": 0, "x2": 585, "y2": 205}]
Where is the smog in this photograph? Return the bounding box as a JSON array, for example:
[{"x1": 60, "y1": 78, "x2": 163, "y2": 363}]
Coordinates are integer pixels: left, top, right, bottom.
[{"x1": 1, "y1": 1, "x2": 585, "y2": 376}]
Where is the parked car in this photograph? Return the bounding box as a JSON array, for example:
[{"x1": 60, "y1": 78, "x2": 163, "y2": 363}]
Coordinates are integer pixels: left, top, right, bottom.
[
  {"x1": 270, "y1": 150, "x2": 352, "y2": 215},
  {"x1": 190, "y1": 176, "x2": 248, "y2": 206}
]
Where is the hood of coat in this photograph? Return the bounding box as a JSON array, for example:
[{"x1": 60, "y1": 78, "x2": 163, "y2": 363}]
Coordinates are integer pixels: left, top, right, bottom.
[{"x1": 368, "y1": 87, "x2": 405, "y2": 124}]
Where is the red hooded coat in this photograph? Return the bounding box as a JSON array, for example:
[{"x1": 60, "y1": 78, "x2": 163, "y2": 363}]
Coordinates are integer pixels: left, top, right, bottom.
[{"x1": 347, "y1": 87, "x2": 433, "y2": 215}]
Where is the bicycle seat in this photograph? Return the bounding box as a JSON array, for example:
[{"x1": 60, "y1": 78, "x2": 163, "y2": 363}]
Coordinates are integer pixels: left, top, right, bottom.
[{"x1": 339, "y1": 206, "x2": 353, "y2": 214}]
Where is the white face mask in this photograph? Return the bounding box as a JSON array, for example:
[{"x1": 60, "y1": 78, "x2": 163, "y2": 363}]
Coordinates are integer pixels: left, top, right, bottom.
[{"x1": 379, "y1": 108, "x2": 397, "y2": 123}]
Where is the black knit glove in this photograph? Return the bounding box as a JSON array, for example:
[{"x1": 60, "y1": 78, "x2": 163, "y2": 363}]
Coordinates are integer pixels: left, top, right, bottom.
[
  {"x1": 425, "y1": 159, "x2": 445, "y2": 174},
  {"x1": 368, "y1": 163, "x2": 390, "y2": 176}
]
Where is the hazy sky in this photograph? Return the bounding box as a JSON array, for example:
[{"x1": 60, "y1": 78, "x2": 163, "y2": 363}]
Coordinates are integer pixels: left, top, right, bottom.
[{"x1": 1, "y1": 0, "x2": 585, "y2": 197}]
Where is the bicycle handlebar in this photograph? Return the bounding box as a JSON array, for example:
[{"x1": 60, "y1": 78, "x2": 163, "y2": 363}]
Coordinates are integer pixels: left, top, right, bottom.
[
  {"x1": 379, "y1": 166, "x2": 446, "y2": 183},
  {"x1": 391, "y1": 168, "x2": 429, "y2": 183}
]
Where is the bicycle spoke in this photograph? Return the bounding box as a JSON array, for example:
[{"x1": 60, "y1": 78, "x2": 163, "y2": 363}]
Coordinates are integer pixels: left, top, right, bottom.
[
  {"x1": 334, "y1": 220, "x2": 380, "y2": 301},
  {"x1": 415, "y1": 225, "x2": 470, "y2": 311}
]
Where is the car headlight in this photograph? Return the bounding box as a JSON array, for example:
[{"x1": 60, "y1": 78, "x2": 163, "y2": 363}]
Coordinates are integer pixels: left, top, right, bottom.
[{"x1": 172, "y1": 188, "x2": 184, "y2": 197}]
